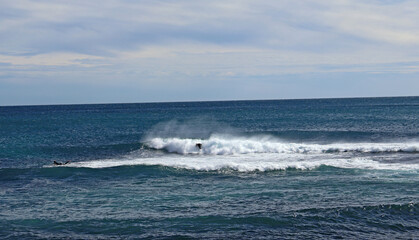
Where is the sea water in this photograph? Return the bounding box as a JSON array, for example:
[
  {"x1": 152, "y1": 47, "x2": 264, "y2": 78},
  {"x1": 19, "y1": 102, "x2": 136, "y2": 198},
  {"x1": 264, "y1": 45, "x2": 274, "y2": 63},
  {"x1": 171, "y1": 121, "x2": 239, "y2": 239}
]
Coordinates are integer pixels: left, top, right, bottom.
[{"x1": 0, "y1": 97, "x2": 418, "y2": 239}]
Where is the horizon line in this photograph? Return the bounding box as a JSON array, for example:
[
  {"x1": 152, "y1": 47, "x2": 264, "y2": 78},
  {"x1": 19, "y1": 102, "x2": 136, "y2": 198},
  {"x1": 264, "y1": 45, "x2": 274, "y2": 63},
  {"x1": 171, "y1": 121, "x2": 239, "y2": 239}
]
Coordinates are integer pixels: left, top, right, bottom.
[{"x1": 1, "y1": 95, "x2": 418, "y2": 108}]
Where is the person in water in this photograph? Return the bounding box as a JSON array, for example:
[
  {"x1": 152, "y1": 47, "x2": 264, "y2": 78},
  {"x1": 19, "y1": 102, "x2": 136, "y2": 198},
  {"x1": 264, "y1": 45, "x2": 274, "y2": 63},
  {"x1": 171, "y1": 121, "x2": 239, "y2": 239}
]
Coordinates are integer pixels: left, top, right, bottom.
[
  {"x1": 195, "y1": 143, "x2": 202, "y2": 150},
  {"x1": 53, "y1": 161, "x2": 70, "y2": 165}
]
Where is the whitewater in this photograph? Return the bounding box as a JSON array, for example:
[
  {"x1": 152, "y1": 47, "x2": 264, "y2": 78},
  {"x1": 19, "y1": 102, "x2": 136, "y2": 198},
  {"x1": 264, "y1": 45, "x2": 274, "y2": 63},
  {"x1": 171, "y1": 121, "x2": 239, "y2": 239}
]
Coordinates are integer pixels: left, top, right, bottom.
[
  {"x1": 62, "y1": 135, "x2": 419, "y2": 171},
  {"x1": 145, "y1": 135, "x2": 419, "y2": 155}
]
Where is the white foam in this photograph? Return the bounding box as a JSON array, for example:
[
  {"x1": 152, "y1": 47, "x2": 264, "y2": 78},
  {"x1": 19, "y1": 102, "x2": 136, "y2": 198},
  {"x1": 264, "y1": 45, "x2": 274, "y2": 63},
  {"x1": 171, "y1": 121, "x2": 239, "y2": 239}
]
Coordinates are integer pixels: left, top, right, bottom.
[
  {"x1": 69, "y1": 153, "x2": 419, "y2": 172},
  {"x1": 61, "y1": 135, "x2": 419, "y2": 172},
  {"x1": 145, "y1": 135, "x2": 419, "y2": 155}
]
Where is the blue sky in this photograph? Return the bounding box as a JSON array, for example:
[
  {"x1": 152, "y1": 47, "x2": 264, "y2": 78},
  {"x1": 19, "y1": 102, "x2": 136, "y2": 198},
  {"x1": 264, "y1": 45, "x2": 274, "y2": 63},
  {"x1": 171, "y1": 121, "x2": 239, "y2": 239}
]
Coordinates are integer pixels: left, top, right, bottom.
[{"x1": 0, "y1": 0, "x2": 418, "y2": 105}]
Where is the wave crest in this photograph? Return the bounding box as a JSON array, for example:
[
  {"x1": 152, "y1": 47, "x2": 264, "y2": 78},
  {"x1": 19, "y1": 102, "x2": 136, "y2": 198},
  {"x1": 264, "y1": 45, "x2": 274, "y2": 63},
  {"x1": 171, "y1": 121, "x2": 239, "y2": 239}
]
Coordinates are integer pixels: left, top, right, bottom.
[{"x1": 144, "y1": 135, "x2": 419, "y2": 155}]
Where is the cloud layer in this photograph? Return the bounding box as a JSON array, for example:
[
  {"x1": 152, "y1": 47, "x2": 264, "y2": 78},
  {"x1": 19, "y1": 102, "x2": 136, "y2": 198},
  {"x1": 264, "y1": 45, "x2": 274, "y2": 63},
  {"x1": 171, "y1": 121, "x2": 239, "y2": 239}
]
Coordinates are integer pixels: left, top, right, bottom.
[{"x1": 1, "y1": 0, "x2": 418, "y2": 105}]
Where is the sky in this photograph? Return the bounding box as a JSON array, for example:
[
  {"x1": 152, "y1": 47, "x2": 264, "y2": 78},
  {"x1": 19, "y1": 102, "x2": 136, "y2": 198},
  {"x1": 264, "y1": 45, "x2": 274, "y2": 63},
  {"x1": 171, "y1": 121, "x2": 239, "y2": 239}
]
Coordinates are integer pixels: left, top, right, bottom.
[{"x1": 0, "y1": 0, "x2": 418, "y2": 105}]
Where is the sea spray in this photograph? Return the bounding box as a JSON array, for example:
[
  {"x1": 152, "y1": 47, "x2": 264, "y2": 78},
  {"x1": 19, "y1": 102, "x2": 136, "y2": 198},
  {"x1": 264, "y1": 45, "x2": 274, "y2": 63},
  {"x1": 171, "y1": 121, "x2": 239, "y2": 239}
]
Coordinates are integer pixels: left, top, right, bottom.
[{"x1": 142, "y1": 118, "x2": 239, "y2": 141}]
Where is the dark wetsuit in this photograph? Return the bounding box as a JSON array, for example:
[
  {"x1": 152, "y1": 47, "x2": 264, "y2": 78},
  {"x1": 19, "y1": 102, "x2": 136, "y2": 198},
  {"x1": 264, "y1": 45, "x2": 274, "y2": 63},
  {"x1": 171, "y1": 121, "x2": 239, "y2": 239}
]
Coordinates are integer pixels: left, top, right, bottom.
[{"x1": 54, "y1": 161, "x2": 70, "y2": 165}]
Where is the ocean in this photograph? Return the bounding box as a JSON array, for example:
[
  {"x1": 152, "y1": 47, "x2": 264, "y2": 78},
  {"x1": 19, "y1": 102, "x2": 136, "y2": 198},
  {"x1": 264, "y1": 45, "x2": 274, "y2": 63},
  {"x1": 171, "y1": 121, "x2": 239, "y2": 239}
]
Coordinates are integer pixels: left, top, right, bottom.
[{"x1": 0, "y1": 97, "x2": 418, "y2": 239}]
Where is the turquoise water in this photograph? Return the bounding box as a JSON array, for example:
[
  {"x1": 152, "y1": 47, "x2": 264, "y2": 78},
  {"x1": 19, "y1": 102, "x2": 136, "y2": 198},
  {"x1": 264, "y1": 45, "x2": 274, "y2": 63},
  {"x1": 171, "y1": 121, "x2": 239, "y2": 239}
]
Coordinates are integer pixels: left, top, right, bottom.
[{"x1": 0, "y1": 97, "x2": 418, "y2": 239}]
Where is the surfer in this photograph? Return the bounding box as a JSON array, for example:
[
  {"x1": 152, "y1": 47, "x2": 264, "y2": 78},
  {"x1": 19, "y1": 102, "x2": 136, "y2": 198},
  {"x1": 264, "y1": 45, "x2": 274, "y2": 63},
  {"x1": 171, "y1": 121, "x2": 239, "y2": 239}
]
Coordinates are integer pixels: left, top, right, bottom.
[
  {"x1": 195, "y1": 143, "x2": 202, "y2": 150},
  {"x1": 53, "y1": 161, "x2": 70, "y2": 165}
]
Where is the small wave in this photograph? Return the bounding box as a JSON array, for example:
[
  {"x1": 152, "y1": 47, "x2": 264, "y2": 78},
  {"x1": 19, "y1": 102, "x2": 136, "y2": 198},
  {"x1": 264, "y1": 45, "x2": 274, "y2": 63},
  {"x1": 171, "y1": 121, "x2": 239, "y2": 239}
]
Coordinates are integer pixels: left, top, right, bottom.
[{"x1": 144, "y1": 135, "x2": 419, "y2": 155}]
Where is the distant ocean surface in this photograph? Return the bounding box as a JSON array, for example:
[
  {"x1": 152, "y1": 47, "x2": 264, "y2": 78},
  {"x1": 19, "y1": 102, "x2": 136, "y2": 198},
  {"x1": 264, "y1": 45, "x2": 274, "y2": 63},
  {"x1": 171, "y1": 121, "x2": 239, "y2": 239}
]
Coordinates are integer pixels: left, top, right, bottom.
[{"x1": 0, "y1": 97, "x2": 418, "y2": 239}]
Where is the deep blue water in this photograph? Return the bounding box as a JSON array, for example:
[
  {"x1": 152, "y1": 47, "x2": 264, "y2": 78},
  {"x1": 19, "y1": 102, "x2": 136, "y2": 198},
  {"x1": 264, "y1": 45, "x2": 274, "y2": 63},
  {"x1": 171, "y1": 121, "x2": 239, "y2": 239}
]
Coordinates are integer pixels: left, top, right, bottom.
[{"x1": 0, "y1": 97, "x2": 418, "y2": 239}]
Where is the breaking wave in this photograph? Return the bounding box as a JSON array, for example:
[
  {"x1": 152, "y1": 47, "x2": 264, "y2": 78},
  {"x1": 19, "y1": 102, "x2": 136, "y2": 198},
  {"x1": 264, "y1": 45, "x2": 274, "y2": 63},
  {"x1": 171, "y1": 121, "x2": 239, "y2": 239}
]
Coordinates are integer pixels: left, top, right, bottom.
[
  {"x1": 54, "y1": 135, "x2": 419, "y2": 172},
  {"x1": 144, "y1": 135, "x2": 419, "y2": 155}
]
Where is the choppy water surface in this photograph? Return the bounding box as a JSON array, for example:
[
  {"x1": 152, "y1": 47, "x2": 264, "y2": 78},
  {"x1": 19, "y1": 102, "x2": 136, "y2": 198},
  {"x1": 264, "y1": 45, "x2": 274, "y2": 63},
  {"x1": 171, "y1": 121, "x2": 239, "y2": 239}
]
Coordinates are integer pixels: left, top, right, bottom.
[{"x1": 0, "y1": 97, "x2": 418, "y2": 239}]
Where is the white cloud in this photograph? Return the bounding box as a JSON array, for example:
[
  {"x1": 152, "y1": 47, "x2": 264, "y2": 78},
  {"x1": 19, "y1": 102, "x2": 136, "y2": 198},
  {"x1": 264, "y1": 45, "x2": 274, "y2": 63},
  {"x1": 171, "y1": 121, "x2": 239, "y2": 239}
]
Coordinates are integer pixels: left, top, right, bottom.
[
  {"x1": 319, "y1": 0, "x2": 419, "y2": 45},
  {"x1": 0, "y1": 52, "x2": 105, "y2": 66}
]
